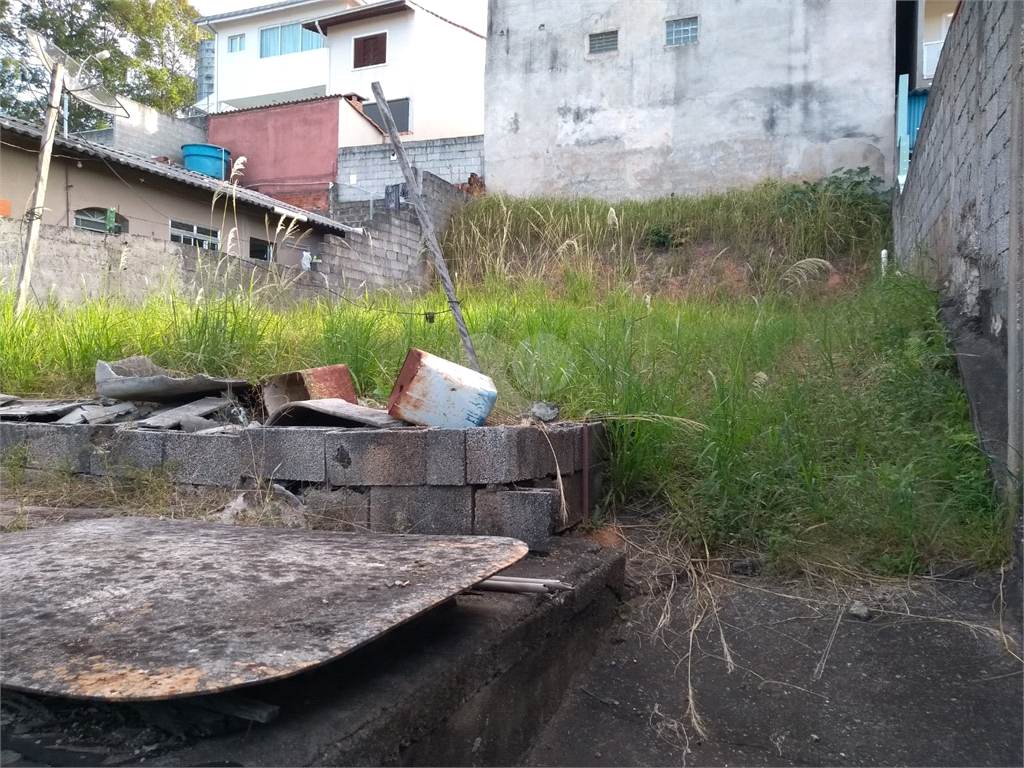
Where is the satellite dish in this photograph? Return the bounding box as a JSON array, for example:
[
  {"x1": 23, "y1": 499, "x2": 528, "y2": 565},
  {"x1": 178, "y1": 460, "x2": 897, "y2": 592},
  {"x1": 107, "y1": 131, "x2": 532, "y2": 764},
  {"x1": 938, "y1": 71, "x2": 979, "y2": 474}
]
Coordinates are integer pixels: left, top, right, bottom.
[{"x1": 26, "y1": 28, "x2": 130, "y2": 118}]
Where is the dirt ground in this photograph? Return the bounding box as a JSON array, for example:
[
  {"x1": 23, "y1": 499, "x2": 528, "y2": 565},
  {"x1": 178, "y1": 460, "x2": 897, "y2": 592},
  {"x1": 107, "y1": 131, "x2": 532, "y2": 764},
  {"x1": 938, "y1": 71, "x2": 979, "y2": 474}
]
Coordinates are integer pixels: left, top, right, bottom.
[{"x1": 526, "y1": 535, "x2": 1024, "y2": 768}]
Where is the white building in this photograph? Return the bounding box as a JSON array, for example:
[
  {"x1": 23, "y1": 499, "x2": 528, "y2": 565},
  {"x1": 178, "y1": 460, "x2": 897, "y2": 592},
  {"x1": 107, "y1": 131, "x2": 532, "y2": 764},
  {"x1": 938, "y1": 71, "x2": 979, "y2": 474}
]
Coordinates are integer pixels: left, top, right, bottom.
[
  {"x1": 485, "y1": 0, "x2": 898, "y2": 201},
  {"x1": 194, "y1": 0, "x2": 485, "y2": 144}
]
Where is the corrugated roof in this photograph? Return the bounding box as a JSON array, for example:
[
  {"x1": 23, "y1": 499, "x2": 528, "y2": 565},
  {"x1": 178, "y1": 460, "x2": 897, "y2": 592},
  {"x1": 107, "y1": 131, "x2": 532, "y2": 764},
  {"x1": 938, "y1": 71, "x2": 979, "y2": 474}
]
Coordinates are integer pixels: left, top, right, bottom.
[
  {"x1": 0, "y1": 114, "x2": 355, "y2": 236},
  {"x1": 302, "y1": 0, "x2": 410, "y2": 31},
  {"x1": 211, "y1": 92, "x2": 344, "y2": 117},
  {"x1": 194, "y1": 0, "x2": 355, "y2": 26}
]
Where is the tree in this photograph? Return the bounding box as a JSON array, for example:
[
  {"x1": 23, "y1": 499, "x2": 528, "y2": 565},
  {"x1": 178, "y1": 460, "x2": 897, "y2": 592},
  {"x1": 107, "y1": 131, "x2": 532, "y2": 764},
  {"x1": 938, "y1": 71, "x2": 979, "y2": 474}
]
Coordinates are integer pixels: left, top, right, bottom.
[{"x1": 0, "y1": 0, "x2": 203, "y2": 131}]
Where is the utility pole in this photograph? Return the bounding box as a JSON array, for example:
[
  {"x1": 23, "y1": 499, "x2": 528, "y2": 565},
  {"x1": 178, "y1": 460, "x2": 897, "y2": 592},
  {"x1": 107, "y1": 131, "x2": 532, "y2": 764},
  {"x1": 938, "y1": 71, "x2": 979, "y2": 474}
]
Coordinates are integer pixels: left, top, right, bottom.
[
  {"x1": 370, "y1": 81, "x2": 479, "y2": 371},
  {"x1": 15, "y1": 61, "x2": 64, "y2": 315}
]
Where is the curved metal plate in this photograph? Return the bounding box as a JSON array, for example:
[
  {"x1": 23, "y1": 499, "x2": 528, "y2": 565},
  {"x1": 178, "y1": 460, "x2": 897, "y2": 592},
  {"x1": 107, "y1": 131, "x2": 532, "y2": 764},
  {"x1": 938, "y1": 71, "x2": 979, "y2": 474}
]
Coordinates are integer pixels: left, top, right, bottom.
[{"x1": 0, "y1": 519, "x2": 527, "y2": 701}]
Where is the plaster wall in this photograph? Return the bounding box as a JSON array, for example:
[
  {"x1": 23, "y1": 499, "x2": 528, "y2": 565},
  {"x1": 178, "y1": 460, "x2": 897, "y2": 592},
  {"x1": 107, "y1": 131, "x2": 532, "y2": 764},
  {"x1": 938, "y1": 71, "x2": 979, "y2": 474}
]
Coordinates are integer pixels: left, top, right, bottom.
[
  {"x1": 0, "y1": 143, "x2": 321, "y2": 272},
  {"x1": 484, "y1": 0, "x2": 896, "y2": 201},
  {"x1": 77, "y1": 97, "x2": 208, "y2": 163}
]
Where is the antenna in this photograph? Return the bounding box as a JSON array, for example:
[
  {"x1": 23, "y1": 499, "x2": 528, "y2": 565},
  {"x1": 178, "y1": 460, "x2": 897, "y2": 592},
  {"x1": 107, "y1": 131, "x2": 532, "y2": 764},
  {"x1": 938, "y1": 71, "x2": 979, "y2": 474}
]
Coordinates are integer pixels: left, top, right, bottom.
[{"x1": 15, "y1": 30, "x2": 131, "y2": 315}]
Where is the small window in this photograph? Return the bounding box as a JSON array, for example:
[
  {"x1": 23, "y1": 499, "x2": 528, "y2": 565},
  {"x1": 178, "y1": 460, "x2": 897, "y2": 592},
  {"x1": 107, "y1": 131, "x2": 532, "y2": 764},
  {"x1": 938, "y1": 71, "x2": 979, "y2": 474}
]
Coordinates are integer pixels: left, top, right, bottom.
[
  {"x1": 666, "y1": 17, "x2": 698, "y2": 46},
  {"x1": 363, "y1": 97, "x2": 410, "y2": 132},
  {"x1": 170, "y1": 220, "x2": 219, "y2": 251},
  {"x1": 354, "y1": 32, "x2": 387, "y2": 68},
  {"x1": 249, "y1": 238, "x2": 273, "y2": 261},
  {"x1": 74, "y1": 207, "x2": 127, "y2": 234},
  {"x1": 229, "y1": 34, "x2": 245, "y2": 53},
  {"x1": 588, "y1": 30, "x2": 618, "y2": 54}
]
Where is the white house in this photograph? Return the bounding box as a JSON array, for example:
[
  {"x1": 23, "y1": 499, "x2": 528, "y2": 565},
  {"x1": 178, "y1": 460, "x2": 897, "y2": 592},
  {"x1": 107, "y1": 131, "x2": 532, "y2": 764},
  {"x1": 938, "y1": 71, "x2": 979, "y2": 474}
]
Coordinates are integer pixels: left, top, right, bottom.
[{"x1": 194, "y1": 0, "x2": 485, "y2": 144}]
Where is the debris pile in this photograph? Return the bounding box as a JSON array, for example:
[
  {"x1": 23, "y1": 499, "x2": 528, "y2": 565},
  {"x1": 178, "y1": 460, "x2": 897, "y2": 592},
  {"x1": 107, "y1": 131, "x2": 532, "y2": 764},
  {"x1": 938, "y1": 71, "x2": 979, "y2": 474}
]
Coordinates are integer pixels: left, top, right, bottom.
[{"x1": 0, "y1": 349, "x2": 498, "y2": 432}]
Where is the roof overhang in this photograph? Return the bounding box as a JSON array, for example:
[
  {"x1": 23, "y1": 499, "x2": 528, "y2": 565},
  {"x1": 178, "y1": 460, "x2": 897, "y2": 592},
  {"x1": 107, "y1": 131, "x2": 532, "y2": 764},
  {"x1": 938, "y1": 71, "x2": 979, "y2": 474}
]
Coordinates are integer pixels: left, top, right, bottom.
[
  {"x1": 302, "y1": 0, "x2": 410, "y2": 32},
  {"x1": 194, "y1": 0, "x2": 358, "y2": 27}
]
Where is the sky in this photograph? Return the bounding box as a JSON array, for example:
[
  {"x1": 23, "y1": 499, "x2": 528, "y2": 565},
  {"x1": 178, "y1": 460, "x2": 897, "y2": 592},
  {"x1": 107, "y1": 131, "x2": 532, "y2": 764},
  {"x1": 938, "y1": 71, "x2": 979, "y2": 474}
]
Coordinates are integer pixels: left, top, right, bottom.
[{"x1": 190, "y1": 0, "x2": 487, "y2": 35}]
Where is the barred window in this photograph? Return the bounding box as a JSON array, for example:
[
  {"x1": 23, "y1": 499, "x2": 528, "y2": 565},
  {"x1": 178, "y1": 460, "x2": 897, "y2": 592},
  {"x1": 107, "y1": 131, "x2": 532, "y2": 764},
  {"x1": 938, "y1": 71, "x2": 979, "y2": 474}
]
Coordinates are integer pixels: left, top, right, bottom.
[{"x1": 588, "y1": 30, "x2": 618, "y2": 54}]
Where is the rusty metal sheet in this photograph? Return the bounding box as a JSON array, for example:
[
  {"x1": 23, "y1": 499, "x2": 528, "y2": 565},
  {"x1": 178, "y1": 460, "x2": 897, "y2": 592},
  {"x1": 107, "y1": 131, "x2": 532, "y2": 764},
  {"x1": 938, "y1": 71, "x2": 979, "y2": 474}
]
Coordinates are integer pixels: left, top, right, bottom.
[
  {"x1": 0, "y1": 518, "x2": 527, "y2": 701},
  {"x1": 265, "y1": 398, "x2": 406, "y2": 428},
  {"x1": 261, "y1": 364, "x2": 357, "y2": 414},
  {"x1": 95, "y1": 357, "x2": 251, "y2": 402}
]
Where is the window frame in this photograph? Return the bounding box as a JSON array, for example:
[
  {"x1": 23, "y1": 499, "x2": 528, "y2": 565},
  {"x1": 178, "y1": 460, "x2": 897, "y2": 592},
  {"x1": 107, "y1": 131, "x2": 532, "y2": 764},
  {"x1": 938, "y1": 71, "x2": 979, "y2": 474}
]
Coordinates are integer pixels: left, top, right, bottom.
[
  {"x1": 352, "y1": 30, "x2": 388, "y2": 69},
  {"x1": 74, "y1": 207, "x2": 126, "y2": 235},
  {"x1": 259, "y1": 22, "x2": 324, "y2": 58},
  {"x1": 587, "y1": 29, "x2": 618, "y2": 55},
  {"x1": 169, "y1": 219, "x2": 220, "y2": 251},
  {"x1": 228, "y1": 34, "x2": 245, "y2": 53},
  {"x1": 249, "y1": 238, "x2": 274, "y2": 261},
  {"x1": 665, "y1": 16, "x2": 699, "y2": 47}
]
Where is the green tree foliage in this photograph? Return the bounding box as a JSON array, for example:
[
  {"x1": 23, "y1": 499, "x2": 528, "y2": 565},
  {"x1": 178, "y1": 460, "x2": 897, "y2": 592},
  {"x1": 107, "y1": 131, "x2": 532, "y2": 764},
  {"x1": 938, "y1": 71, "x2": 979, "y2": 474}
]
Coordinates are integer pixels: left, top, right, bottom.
[{"x1": 0, "y1": 0, "x2": 203, "y2": 131}]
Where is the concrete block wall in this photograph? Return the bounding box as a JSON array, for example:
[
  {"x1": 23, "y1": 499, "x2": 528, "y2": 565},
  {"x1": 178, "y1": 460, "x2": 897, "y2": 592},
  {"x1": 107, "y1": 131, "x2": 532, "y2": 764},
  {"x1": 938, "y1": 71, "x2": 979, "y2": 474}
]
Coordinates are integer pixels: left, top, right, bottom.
[
  {"x1": 0, "y1": 218, "x2": 343, "y2": 305},
  {"x1": 0, "y1": 421, "x2": 608, "y2": 552},
  {"x1": 316, "y1": 171, "x2": 470, "y2": 293},
  {"x1": 894, "y1": 1, "x2": 1021, "y2": 351},
  {"x1": 336, "y1": 136, "x2": 483, "y2": 203},
  {"x1": 76, "y1": 98, "x2": 208, "y2": 164}
]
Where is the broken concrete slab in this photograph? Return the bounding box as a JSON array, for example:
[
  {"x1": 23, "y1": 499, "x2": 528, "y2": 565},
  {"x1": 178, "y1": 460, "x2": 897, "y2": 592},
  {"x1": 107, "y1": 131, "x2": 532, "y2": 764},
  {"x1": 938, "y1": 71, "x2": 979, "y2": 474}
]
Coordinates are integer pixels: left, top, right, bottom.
[
  {"x1": 266, "y1": 399, "x2": 405, "y2": 429},
  {"x1": 325, "y1": 428, "x2": 466, "y2": 486},
  {"x1": 369, "y1": 485, "x2": 473, "y2": 535},
  {"x1": 133, "y1": 397, "x2": 233, "y2": 430},
  {"x1": 95, "y1": 356, "x2": 250, "y2": 403},
  {"x1": 0, "y1": 400, "x2": 93, "y2": 421},
  {"x1": 0, "y1": 518, "x2": 529, "y2": 701},
  {"x1": 474, "y1": 488, "x2": 556, "y2": 553},
  {"x1": 0, "y1": 394, "x2": 22, "y2": 407}
]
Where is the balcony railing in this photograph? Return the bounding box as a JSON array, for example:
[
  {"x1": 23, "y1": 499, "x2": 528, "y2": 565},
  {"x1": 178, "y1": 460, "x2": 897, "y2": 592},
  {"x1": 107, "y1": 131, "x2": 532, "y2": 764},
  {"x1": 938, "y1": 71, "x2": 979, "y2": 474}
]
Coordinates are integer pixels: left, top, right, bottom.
[{"x1": 923, "y1": 39, "x2": 945, "y2": 80}]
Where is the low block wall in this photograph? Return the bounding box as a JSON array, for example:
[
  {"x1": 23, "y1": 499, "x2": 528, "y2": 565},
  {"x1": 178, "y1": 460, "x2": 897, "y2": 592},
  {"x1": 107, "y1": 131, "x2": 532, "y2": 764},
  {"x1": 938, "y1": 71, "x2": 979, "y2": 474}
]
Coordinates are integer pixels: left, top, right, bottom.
[{"x1": 0, "y1": 421, "x2": 607, "y2": 552}]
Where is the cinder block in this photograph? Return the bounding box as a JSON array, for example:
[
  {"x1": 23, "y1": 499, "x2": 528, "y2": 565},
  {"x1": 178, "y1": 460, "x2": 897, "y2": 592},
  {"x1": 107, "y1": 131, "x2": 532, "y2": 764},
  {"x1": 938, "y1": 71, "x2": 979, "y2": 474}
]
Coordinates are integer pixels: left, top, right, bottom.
[
  {"x1": 326, "y1": 428, "x2": 465, "y2": 486},
  {"x1": 474, "y1": 488, "x2": 554, "y2": 553},
  {"x1": 369, "y1": 485, "x2": 472, "y2": 535},
  {"x1": 23, "y1": 424, "x2": 95, "y2": 473},
  {"x1": 241, "y1": 427, "x2": 327, "y2": 482},
  {"x1": 301, "y1": 486, "x2": 369, "y2": 531},
  {"x1": 164, "y1": 432, "x2": 241, "y2": 486},
  {"x1": 466, "y1": 425, "x2": 549, "y2": 483},
  {"x1": 91, "y1": 428, "x2": 165, "y2": 476},
  {"x1": 0, "y1": 422, "x2": 27, "y2": 459}
]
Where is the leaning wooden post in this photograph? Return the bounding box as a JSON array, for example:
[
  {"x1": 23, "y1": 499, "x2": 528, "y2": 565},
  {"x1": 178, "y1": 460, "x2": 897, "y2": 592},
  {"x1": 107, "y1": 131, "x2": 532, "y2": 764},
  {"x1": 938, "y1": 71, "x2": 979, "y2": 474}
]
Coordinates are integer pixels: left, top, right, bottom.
[
  {"x1": 370, "y1": 81, "x2": 479, "y2": 371},
  {"x1": 16, "y1": 61, "x2": 64, "y2": 315}
]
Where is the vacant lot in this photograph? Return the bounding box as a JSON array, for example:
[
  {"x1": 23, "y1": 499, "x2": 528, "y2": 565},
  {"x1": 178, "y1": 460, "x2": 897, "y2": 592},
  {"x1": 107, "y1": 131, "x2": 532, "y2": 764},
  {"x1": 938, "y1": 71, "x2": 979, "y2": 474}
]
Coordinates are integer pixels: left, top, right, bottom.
[{"x1": 1, "y1": 173, "x2": 1012, "y2": 577}]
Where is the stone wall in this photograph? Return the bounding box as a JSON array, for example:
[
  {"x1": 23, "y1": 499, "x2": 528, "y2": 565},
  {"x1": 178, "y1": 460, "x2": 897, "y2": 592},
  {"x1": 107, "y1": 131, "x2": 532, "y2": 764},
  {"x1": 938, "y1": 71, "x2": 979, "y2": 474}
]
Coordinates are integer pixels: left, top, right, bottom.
[
  {"x1": 336, "y1": 136, "x2": 483, "y2": 202},
  {"x1": 894, "y1": 1, "x2": 1022, "y2": 352},
  {"x1": 0, "y1": 421, "x2": 608, "y2": 553}
]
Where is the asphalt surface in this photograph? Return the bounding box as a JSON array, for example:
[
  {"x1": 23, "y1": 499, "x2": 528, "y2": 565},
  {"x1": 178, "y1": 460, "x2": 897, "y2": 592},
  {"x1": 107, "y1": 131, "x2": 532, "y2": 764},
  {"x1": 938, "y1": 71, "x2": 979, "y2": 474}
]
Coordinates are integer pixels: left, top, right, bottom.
[{"x1": 526, "y1": 567, "x2": 1023, "y2": 767}]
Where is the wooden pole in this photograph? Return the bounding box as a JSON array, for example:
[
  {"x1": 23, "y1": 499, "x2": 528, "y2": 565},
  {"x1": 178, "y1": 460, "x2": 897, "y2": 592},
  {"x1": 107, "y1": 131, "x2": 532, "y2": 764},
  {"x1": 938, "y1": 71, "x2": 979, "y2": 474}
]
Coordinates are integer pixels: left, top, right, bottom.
[
  {"x1": 370, "y1": 81, "x2": 479, "y2": 371},
  {"x1": 15, "y1": 61, "x2": 64, "y2": 316}
]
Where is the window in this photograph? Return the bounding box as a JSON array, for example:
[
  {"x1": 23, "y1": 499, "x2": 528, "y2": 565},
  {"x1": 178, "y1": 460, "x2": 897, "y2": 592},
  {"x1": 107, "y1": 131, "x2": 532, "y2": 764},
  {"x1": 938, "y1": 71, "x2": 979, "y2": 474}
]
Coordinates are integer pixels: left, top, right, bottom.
[
  {"x1": 666, "y1": 17, "x2": 699, "y2": 46},
  {"x1": 588, "y1": 30, "x2": 618, "y2": 54},
  {"x1": 74, "y1": 207, "x2": 127, "y2": 234},
  {"x1": 354, "y1": 32, "x2": 387, "y2": 68},
  {"x1": 170, "y1": 220, "x2": 219, "y2": 251},
  {"x1": 260, "y1": 23, "x2": 324, "y2": 58},
  {"x1": 229, "y1": 34, "x2": 245, "y2": 53},
  {"x1": 249, "y1": 238, "x2": 273, "y2": 261},
  {"x1": 363, "y1": 97, "x2": 410, "y2": 132}
]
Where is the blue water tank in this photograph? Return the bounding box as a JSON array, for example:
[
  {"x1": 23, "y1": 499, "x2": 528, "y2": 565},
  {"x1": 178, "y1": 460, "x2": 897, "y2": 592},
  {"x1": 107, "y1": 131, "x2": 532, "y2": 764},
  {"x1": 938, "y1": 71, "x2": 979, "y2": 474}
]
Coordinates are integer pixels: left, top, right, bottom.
[{"x1": 181, "y1": 144, "x2": 231, "y2": 180}]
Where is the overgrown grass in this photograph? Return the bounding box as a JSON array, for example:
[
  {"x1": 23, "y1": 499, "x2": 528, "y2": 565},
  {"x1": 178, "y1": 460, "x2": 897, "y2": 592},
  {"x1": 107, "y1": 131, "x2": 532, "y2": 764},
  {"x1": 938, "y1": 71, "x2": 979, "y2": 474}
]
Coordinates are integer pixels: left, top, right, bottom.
[{"x1": 0, "y1": 175, "x2": 1011, "y2": 577}]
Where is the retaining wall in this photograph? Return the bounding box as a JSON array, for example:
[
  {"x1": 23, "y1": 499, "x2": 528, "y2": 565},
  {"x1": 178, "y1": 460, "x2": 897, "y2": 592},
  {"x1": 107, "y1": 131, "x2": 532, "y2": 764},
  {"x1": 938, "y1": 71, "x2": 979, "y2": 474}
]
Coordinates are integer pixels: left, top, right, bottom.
[{"x1": 0, "y1": 421, "x2": 607, "y2": 553}]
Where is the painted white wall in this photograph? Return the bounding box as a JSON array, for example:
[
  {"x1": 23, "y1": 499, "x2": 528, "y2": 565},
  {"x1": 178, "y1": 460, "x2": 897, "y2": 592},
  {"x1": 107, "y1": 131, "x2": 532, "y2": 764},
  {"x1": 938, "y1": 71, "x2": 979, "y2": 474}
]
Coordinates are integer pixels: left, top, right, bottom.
[
  {"x1": 338, "y1": 99, "x2": 387, "y2": 145},
  {"x1": 200, "y1": 0, "x2": 358, "y2": 111},
  {"x1": 485, "y1": 0, "x2": 896, "y2": 201},
  {"x1": 326, "y1": 12, "x2": 417, "y2": 109}
]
